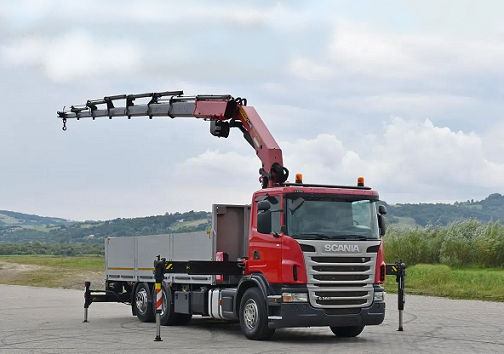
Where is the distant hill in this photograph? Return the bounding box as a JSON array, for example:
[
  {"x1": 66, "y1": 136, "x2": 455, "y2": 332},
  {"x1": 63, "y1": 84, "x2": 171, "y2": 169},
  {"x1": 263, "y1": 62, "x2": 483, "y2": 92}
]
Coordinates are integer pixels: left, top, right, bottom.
[
  {"x1": 384, "y1": 193, "x2": 504, "y2": 227},
  {"x1": 0, "y1": 210, "x2": 72, "y2": 227},
  {"x1": 0, "y1": 210, "x2": 211, "y2": 243},
  {"x1": 2, "y1": 193, "x2": 504, "y2": 243}
]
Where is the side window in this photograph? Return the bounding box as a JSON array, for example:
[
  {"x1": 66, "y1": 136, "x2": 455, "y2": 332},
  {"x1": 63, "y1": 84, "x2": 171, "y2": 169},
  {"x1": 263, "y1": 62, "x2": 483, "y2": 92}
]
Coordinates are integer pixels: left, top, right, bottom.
[
  {"x1": 254, "y1": 195, "x2": 281, "y2": 233},
  {"x1": 270, "y1": 196, "x2": 281, "y2": 234}
]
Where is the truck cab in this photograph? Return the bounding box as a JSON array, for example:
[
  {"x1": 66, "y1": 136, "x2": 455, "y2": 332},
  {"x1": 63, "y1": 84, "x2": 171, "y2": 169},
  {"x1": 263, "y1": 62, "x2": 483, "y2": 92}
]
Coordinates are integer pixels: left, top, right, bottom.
[{"x1": 239, "y1": 177, "x2": 387, "y2": 337}]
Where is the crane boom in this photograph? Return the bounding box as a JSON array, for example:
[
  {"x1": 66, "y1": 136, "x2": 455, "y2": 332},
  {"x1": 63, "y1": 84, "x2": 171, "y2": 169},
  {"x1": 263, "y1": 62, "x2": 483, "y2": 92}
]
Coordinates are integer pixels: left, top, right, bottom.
[{"x1": 57, "y1": 90, "x2": 289, "y2": 188}]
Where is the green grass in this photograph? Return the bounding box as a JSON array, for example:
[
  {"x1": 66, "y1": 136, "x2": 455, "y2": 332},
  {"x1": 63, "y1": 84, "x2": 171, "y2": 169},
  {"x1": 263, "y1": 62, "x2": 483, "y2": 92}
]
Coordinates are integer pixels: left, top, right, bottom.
[
  {"x1": 170, "y1": 218, "x2": 209, "y2": 230},
  {"x1": 0, "y1": 255, "x2": 104, "y2": 289},
  {"x1": 1, "y1": 256, "x2": 503, "y2": 301},
  {"x1": 0, "y1": 255, "x2": 104, "y2": 270},
  {"x1": 80, "y1": 223, "x2": 104, "y2": 229},
  {"x1": 384, "y1": 264, "x2": 504, "y2": 301},
  {"x1": 0, "y1": 213, "x2": 19, "y2": 224},
  {"x1": 21, "y1": 225, "x2": 60, "y2": 232},
  {"x1": 0, "y1": 255, "x2": 104, "y2": 269}
]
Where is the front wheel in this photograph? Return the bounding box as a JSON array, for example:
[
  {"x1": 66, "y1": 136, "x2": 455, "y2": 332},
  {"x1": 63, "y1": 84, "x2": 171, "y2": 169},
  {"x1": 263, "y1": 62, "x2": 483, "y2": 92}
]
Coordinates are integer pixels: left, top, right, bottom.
[
  {"x1": 330, "y1": 325, "x2": 365, "y2": 337},
  {"x1": 239, "y1": 287, "x2": 275, "y2": 340}
]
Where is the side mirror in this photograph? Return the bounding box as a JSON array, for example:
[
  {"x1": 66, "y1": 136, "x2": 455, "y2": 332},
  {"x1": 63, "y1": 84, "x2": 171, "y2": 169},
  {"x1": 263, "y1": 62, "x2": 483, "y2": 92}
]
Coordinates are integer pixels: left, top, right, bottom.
[
  {"x1": 378, "y1": 214, "x2": 386, "y2": 236},
  {"x1": 257, "y1": 200, "x2": 271, "y2": 211},
  {"x1": 257, "y1": 210, "x2": 272, "y2": 234},
  {"x1": 378, "y1": 204, "x2": 387, "y2": 215}
]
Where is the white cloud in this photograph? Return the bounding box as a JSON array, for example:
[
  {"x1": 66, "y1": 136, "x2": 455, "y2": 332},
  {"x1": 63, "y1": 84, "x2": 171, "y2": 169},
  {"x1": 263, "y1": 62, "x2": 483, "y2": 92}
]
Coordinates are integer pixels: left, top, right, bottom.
[
  {"x1": 171, "y1": 117, "x2": 504, "y2": 207},
  {"x1": 289, "y1": 20, "x2": 504, "y2": 80},
  {"x1": 0, "y1": 29, "x2": 142, "y2": 83},
  {"x1": 176, "y1": 150, "x2": 257, "y2": 181}
]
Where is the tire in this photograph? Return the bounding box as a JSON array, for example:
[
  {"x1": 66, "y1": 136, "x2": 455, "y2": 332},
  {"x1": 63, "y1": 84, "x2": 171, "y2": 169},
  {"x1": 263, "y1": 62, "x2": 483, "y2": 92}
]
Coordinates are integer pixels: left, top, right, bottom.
[
  {"x1": 239, "y1": 287, "x2": 275, "y2": 340},
  {"x1": 330, "y1": 325, "x2": 365, "y2": 337},
  {"x1": 153, "y1": 283, "x2": 180, "y2": 326},
  {"x1": 133, "y1": 282, "x2": 154, "y2": 322}
]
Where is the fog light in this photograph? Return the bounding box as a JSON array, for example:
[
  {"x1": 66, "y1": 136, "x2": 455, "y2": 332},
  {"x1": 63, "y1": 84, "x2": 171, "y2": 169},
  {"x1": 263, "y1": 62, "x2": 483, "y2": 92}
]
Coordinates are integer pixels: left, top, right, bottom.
[
  {"x1": 282, "y1": 292, "x2": 308, "y2": 303},
  {"x1": 374, "y1": 291, "x2": 385, "y2": 302}
]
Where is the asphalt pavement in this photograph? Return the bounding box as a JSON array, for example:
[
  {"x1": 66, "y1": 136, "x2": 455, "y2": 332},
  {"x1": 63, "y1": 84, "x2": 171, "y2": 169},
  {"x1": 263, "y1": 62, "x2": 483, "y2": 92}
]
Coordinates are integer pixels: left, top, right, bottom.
[{"x1": 0, "y1": 284, "x2": 503, "y2": 354}]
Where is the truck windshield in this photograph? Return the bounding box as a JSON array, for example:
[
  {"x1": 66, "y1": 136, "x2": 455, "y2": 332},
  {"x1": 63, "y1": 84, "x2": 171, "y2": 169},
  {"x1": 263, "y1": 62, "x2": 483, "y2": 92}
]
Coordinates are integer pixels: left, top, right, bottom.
[{"x1": 285, "y1": 197, "x2": 380, "y2": 240}]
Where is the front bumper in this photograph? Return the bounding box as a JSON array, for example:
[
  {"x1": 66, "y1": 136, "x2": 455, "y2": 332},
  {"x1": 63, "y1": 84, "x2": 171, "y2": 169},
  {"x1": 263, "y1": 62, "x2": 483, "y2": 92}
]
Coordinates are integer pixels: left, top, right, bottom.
[{"x1": 268, "y1": 301, "x2": 385, "y2": 329}]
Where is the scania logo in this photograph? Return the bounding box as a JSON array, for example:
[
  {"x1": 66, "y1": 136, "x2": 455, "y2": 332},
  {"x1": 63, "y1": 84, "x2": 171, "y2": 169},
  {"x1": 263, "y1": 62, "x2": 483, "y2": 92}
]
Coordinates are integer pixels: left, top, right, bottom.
[{"x1": 323, "y1": 244, "x2": 360, "y2": 252}]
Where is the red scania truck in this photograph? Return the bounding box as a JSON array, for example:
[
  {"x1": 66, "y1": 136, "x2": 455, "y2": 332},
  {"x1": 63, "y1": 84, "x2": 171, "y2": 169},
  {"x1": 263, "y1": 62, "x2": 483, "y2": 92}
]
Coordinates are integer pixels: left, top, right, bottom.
[{"x1": 58, "y1": 91, "x2": 388, "y2": 340}]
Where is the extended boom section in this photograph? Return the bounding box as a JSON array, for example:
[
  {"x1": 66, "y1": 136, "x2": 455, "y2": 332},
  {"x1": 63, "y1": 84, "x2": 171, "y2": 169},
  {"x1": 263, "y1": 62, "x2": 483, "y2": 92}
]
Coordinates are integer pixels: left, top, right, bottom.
[{"x1": 57, "y1": 90, "x2": 287, "y2": 188}]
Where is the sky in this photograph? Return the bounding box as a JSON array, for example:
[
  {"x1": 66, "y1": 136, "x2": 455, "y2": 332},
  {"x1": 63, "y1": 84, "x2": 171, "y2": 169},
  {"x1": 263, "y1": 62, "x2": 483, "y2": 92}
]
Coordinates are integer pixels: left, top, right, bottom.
[{"x1": 1, "y1": 0, "x2": 504, "y2": 221}]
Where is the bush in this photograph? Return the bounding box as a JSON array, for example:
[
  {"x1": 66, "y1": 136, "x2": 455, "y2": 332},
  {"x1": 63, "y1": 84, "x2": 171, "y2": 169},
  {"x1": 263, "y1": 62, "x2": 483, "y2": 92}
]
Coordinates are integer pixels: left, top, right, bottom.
[
  {"x1": 0, "y1": 243, "x2": 104, "y2": 256},
  {"x1": 383, "y1": 218, "x2": 504, "y2": 268}
]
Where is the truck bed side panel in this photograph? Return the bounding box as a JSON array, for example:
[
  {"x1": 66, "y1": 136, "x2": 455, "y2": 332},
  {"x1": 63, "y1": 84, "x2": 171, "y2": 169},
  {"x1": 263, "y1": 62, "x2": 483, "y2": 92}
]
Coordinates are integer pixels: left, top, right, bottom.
[
  {"x1": 106, "y1": 237, "x2": 136, "y2": 281},
  {"x1": 136, "y1": 234, "x2": 171, "y2": 282},
  {"x1": 106, "y1": 232, "x2": 215, "y2": 285}
]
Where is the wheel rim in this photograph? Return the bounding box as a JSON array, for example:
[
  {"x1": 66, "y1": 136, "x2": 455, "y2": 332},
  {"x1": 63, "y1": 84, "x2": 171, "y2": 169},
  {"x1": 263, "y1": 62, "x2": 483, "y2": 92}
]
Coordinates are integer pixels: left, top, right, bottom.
[
  {"x1": 243, "y1": 299, "x2": 259, "y2": 330},
  {"x1": 135, "y1": 287, "x2": 148, "y2": 314}
]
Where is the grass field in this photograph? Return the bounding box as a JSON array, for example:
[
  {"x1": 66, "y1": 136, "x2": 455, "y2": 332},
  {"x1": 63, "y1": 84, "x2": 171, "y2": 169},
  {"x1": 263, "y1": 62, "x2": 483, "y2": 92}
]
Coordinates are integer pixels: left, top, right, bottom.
[
  {"x1": 384, "y1": 264, "x2": 504, "y2": 301},
  {"x1": 0, "y1": 255, "x2": 105, "y2": 289},
  {"x1": 170, "y1": 218, "x2": 209, "y2": 230},
  {"x1": 1, "y1": 256, "x2": 503, "y2": 301}
]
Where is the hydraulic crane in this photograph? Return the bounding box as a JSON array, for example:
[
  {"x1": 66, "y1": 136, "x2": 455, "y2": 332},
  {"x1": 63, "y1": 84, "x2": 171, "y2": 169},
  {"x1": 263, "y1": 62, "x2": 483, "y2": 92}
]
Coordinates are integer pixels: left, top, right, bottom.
[
  {"x1": 57, "y1": 89, "x2": 394, "y2": 341},
  {"x1": 57, "y1": 90, "x2": 289, "y2": 189}
]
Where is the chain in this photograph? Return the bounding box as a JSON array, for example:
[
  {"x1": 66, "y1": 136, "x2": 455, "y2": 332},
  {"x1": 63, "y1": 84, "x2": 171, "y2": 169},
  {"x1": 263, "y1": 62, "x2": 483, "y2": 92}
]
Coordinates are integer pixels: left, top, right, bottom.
[{"x1": 62, "y1": 118, "x2": 67, "y2": 131}]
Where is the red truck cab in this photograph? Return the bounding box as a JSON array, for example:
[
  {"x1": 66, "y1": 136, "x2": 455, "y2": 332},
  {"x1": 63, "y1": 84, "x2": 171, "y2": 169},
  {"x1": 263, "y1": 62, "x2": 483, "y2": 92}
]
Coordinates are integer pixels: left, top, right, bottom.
[{"x1": 238, "y1": 178, "x2": 387, "y2": 338}]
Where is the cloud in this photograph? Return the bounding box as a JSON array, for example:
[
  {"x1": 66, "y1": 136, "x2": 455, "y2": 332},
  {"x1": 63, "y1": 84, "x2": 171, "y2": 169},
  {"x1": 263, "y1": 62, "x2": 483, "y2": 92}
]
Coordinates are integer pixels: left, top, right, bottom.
[
  {"x1": 170, "y1": 116, "x2": 504, "y2": 206},
  {"x1": 0, "y1": 29, "x2": 141, "y2": 83},
  {"x1": 288, "y1": 20, "x2": 504, "y2": 80}
]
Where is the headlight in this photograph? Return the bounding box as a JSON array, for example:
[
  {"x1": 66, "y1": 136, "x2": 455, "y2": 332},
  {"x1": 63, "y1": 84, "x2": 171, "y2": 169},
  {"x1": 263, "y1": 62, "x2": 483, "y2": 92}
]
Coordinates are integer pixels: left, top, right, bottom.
[
  {"x1": 374, "y1": 291, "x2": 385, "y2": 302},
  {"x1": 282, "y1": 292, "x2": 308, "y2": 302}
]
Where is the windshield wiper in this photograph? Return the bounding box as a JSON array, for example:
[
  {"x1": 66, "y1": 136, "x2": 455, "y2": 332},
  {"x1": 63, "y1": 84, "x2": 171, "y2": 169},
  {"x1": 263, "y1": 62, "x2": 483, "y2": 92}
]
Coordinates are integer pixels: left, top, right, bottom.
[
  {"x1": 334, "y1": 235, "x2": 371, "y2": 240},
  {"x1": 291, "y1": 233, "x2": 331, "y2": 240}
]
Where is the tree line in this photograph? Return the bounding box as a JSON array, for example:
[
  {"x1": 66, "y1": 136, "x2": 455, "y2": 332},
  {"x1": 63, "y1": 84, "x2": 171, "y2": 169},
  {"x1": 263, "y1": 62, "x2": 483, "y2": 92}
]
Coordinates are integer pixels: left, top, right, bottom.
[
  {"x1": 0, "y1": 210, "x2": 211, "y2": 243},
  {"x1": 0, "y1": 242, "x2": 104, "y2": 256},
  {"x1": 383, "y1": 193, "x2": 504, "y2": 227}
]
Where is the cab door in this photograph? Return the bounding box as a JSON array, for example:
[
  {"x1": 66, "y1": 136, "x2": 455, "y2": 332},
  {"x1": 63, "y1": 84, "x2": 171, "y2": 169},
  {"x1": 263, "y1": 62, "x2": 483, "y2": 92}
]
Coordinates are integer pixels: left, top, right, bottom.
[{"x1": 247, "y1": 193, "x2": 283, "y2": 283}]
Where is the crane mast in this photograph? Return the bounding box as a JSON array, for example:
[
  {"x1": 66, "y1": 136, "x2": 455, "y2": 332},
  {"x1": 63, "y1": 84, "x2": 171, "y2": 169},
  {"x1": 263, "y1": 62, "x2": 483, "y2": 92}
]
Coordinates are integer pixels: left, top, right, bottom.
[{"x1": 57, "y1": 90, "x2": 289, "y2": 188}]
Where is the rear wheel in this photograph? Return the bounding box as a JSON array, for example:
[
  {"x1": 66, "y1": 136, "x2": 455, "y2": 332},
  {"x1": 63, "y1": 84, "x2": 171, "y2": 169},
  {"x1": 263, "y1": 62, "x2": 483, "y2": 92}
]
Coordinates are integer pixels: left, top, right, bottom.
[
  {"x1": 330, "y1": 325, "x2": 365, "y2": 337},
  {"x1": 153, "y1": 283, "x2": 179, "y2": 326},
  {"x1": 133, "y1": 282, "x2": 154, "y2": 322},
  {"x1": 239, "y1": 287, "x2": 275, "y2": 340}
]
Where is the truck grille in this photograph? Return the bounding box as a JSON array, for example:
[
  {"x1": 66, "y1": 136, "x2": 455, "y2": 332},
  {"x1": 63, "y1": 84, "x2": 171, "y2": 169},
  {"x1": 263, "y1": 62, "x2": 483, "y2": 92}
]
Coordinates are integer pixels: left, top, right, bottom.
[{"x1": 301, "y1": 244, "x2": 378, "y2": 309}]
